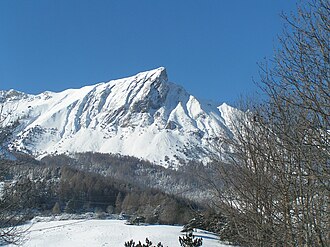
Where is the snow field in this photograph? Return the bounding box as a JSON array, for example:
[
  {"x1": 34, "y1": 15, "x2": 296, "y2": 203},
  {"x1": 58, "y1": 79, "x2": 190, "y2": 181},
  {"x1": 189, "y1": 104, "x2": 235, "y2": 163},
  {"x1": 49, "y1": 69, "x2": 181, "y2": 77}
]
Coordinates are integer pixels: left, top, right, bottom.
[{"x1": 11, "y1": 219, "x2": 231, "y2": 247}]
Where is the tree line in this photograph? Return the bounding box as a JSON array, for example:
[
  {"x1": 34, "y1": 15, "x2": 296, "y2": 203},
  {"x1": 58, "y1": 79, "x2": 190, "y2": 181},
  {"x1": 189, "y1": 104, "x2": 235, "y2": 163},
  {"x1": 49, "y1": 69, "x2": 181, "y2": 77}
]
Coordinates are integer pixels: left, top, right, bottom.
[{"x1": 0, "y1": 158, "x2": 197, "y2": 226}]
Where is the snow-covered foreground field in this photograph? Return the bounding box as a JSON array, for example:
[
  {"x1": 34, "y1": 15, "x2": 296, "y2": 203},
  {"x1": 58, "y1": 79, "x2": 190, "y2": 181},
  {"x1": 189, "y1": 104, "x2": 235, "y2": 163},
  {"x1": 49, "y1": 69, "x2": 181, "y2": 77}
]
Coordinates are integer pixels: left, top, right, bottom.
[{"x1": 11, "y1": 219, "x2": 232, "y2": 247}]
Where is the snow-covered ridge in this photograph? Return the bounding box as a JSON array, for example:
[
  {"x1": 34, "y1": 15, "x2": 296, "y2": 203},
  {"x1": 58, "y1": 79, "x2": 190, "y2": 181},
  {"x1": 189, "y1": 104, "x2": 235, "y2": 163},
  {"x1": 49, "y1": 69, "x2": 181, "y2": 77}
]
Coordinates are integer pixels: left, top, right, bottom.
[{"x1": 1, "y1": 67, "x2": 235, "y2": 167}]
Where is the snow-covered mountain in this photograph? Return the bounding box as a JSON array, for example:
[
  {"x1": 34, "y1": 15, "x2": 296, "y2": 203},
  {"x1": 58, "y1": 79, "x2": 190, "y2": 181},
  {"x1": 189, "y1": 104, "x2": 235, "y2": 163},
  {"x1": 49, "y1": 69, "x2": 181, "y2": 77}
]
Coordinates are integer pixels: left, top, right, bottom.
[{"x1": 0, "y1": 67, "x2": 236, "y2": 167}]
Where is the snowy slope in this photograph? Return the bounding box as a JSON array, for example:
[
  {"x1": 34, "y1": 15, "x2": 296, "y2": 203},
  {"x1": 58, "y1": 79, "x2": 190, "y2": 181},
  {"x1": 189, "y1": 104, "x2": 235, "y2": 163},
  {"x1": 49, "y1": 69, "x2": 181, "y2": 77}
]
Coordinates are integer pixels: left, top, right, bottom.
[
  {"x1": 0, "y1": 67, "x2": 236, "y2": 167},
  {"x1": 9, "y1": 219, "x2": 231, "y2": 247}
]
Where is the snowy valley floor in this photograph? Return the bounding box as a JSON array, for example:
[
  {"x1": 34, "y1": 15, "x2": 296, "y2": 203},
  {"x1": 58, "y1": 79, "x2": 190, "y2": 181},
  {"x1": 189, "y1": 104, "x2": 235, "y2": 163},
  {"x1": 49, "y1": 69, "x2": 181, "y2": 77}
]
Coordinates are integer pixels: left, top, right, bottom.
[{"x1": 9, "y1": 218, "x2": 232, "y2": 247}]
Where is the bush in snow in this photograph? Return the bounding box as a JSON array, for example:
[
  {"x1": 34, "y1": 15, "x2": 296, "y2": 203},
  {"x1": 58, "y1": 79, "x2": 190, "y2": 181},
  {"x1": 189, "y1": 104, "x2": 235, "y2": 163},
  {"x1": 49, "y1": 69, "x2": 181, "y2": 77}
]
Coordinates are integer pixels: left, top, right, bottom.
[{"x1": 124, "y1": 238, "x2": 164, "y2": 247}]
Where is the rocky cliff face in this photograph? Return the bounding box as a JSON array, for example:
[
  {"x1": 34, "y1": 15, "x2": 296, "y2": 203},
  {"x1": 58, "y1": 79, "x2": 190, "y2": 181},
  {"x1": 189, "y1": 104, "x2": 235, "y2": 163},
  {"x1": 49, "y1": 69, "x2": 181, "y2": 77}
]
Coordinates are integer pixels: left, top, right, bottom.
[{"x1": 0, "y1": 67, "x2": 235, "y2": 167}]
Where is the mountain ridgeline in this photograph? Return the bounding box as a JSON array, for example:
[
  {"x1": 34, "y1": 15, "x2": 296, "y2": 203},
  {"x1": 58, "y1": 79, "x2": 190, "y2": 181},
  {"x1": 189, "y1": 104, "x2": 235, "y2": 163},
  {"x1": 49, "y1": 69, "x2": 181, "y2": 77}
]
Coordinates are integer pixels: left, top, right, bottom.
[{"x1": 0, "y1": 67, "x2": 235, "y2": 167}]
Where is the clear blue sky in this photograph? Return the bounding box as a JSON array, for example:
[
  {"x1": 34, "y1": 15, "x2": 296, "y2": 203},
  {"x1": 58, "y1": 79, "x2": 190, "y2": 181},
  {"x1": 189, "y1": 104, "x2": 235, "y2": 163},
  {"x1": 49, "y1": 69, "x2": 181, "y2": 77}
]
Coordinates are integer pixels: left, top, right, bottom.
[{"x1": 0, "y1": 0, "x2": 298, "y2": 105}]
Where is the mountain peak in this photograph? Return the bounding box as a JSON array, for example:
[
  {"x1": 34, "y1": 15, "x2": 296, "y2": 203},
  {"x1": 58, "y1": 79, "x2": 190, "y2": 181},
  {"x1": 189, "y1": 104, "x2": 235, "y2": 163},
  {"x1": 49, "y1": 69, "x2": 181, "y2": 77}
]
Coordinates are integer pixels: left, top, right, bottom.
[
  {"x1": 155, "y1": 66, "x2": 168, "y2": 83},
  {"x1": 134, "y1": 67, "x2": 168, "y2": 85},
  {"x1": 1, "y1": 68, "x2": 234, "y2": 168},
  {"x1": 141, "y1": 66, "x2": 166, "y2": 76}
]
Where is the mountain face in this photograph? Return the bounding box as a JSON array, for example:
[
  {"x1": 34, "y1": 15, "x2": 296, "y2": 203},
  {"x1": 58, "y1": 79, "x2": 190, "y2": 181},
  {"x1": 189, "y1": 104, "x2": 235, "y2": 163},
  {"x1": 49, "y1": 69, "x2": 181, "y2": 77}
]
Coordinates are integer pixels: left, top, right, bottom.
[{"x1": 0, "y1": 67, "x2": 235, "y2": 168}]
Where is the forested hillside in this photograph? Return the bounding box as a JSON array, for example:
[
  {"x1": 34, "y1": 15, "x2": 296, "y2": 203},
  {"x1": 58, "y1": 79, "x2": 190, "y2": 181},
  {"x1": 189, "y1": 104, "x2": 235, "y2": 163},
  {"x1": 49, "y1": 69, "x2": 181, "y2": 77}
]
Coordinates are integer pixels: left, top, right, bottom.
[{"x1": 0, "y1": 157, "x2": 199, "y2": 226}]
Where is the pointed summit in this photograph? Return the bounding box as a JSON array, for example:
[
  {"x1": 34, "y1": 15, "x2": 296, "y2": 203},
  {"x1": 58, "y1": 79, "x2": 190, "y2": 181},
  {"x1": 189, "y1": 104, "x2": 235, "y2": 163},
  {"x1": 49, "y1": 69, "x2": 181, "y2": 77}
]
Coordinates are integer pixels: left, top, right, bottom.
[
  {"x1": 153, "y1": 66, "x2": 168, "y2": 83},
  {"x1": 132, "y1": 67, "x2": 168, "y2": 85}
]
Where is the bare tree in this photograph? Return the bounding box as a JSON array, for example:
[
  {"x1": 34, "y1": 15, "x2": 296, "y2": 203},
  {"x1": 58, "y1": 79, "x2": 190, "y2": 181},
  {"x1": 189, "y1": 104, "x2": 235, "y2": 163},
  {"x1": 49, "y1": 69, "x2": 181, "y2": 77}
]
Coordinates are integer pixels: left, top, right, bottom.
[
  {"x1": 210, "y1": 1, "x2": 329, "y2": 246},
  {"x1": 0, "y1": 167, "x2": 31, "y2": 245},
  {"x1": 0, "y1": 95, "x2": 28, "y2": 245}
]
